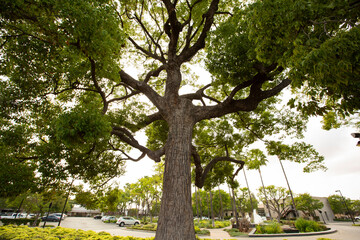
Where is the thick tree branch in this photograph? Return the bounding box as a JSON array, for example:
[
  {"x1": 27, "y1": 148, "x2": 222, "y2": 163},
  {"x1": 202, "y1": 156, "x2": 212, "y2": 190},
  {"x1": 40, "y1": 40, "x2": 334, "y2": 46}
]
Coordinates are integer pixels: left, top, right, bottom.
[
  {"x1": 177, "y1": 0, "x2": 220, "y2": 63},
  {"x1": 181, "y1": 84, "x2": 221, "y2": 105},
  {"x1": 111, "y1": 126, "x2": 164, "y2": 162},
  {"x1": 134, "y1": 14, "x2": 166, "y2": 61},
  {"x1": 193, "y1": 77, "x2": 291, "y2": 122},
  {"x1": 162, "y1": 0, "x2": 182, "y2": 60},
  {"x1": 89, "y1": 58, "x2": 109, "y2": 114},
  {"x1": 192, "y1": 147, "x2": 245, "y2": 188},
  {"x1": 119, "y1": 70, "x2": 164, "y2": 111},
  {"x1": 144, "y1": 65, "x2": 166, "y2": 83},
  {"x1": 128, "y1": 36, "x2": 166, "y2": 63}
]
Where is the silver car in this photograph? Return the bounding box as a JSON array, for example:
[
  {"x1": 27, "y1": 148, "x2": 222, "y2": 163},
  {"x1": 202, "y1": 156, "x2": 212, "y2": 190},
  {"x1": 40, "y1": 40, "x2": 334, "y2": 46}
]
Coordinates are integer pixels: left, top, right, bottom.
[{"x1": 116, "y1": 216, "x2": 140, "y2": 227}]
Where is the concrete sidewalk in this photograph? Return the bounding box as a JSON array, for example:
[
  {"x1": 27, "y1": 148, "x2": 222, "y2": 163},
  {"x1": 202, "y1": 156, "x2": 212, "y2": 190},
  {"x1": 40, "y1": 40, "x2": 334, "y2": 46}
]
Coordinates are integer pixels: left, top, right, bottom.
[{"x1": 201, "y1": 227, "x2": 236, "y2": 239}]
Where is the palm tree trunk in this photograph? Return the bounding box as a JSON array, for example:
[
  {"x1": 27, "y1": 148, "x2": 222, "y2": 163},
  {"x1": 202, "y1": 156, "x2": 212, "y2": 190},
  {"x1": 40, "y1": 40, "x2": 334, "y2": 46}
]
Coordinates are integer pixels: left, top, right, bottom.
[
  {"x1": 243, "y1": 169, "x2": 254, "y2": 219},
  {"x1": 278, "y1": 157, "x2": 298, "y2": 218},
  {"x1": 258, "y1": 168, "x2": 272, "y2": 220}
]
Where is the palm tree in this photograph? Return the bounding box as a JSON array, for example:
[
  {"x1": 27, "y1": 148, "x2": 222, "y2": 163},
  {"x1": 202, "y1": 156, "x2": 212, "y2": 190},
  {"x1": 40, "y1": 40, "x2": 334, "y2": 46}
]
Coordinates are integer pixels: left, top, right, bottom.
[
  {"x1": 246, "y1": 149, "x2": 272, "y2": 220},
  {"x1": 277, "y1": 157, "x2": 298, "y2": 217}
]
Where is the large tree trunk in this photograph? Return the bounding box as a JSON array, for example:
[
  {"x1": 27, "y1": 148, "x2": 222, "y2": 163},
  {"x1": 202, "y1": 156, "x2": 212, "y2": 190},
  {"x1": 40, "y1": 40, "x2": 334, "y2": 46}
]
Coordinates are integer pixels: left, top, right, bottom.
[{"x1": 155, "y1": 100, "x2": 196, "y2": 240}]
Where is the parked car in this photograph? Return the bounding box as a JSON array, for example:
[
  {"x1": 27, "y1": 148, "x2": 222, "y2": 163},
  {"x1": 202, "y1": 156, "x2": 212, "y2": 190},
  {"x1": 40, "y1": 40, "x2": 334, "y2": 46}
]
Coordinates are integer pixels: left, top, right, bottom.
[
  {"x1": 93, "y1": 215, "x2": 102, "y2": 219},
  {"x1": 53, "y1": 213, "x2": 66, "y2": 220},
  {"x1": 102, "y1": 216, "x2": 117, "y2": 222},
  {"x1": 116, "y1": 216, "x2": 140, "y2": 227},
  {"x1": 355, "y1": 216, "x2": 360, "y2": 221},
  {"x1": 0, "y1": 213, "x2": 27, "y2": 219},
  {"x1": 41, "y1": 215, "x2": 60, "y2": 222}
]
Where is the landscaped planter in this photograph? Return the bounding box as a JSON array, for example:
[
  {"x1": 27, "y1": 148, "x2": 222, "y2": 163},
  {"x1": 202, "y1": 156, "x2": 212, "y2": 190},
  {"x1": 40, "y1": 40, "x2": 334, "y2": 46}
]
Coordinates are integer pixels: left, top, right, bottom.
[{"x1": 248, "y1": 227, "x2": 337, "y2": 237}]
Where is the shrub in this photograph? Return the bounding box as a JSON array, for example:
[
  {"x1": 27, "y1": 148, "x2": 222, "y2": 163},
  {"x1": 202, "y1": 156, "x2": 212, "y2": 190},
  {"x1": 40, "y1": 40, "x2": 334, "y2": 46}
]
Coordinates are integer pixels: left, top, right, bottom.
[
  {"x1": 129, "y1": 223, "x2": 157, "y2": 231},
  {"x1": 194, "y1": 226, "x2": 210, "y2": 235},
  {"x1": 0, "y1": 225, "x2": 154, "y2": 240},
  {"x1": 104, "y1": 220, "x2": 117, "y2": 223},
  {"x1": 255, "y1": 221, "x2": 284, "y2": 234},
  {"x1": 0, "y1": 219, "x2": 40, "y2": 226},
  {"x1": 295, "y1": 218, "x2": 326, "y2": 233},
  {"x1": 193, "y1": 220, "x2": 230, "y2": 229},
  {"x1": 0, "y1": 225, "x2": 218, "y2": 240},
  {"x1": 224, "y1": 228, "x2": 249, "y2": 237}
]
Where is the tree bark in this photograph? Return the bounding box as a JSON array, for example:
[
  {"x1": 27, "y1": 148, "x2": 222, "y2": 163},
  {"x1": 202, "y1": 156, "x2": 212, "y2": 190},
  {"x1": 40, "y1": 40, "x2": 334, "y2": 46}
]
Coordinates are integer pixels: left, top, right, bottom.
[{"x1": 155, "y1": 100, "x2": 196, "y2": 240}]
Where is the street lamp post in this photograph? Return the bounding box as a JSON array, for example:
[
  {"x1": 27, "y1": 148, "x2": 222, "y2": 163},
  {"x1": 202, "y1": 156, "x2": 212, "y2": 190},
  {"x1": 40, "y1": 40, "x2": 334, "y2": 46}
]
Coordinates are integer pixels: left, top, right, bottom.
[{"x1": 335, "y1": 190, "x2": 355, "y2": 224}]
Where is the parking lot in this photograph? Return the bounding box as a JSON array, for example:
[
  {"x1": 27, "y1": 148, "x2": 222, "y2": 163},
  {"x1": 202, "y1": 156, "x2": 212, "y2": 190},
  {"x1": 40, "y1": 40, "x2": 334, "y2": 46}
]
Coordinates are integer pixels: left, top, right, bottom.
[
  {"x1": 58, "y1": 217, "x2": 155, "y2": 238},
  {"x1": 57, "y1": 217, "x2": 360, "y2": 239}
]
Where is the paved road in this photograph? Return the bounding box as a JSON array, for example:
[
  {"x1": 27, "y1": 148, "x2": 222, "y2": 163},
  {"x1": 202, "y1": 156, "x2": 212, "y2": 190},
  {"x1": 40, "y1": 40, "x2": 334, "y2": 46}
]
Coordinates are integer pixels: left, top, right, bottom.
[{"x1": 58, "y1": 217, "x2": 360, "y2": 239}]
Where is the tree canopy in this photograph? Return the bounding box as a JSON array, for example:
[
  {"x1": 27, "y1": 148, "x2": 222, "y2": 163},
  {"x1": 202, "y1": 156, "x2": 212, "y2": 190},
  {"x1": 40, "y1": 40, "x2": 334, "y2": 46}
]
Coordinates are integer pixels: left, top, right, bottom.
[{"x1": 1, "y1": 0, "x2": 359, "y2": 239}]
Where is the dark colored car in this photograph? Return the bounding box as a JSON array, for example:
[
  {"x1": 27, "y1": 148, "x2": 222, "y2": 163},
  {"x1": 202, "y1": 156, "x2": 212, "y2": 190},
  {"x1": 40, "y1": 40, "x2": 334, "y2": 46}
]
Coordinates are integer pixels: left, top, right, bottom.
[
  {"x1": 41, "y1": 215, "x2": 60, "y2": 222},
  {"x1": 93, "y1": 215, "x2": 102, "y2": 219}
]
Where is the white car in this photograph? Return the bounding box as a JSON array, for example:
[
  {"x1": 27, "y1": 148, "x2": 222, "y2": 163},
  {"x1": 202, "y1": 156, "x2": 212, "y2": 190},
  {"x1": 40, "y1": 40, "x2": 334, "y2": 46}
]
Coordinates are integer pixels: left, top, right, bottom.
[{"x1": 116, "y1": 216, "x2": 140, "y2": 227}]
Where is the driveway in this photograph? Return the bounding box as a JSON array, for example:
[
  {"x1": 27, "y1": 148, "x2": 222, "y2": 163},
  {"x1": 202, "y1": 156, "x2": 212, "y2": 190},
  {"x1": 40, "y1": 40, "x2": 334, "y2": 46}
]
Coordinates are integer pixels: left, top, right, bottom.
[
  {"x1": 58, "y1": 217, "x2": 360, "y2": 239},
  {"x1": 58, "y1": 217, "x2": 155, "y2": 238}
]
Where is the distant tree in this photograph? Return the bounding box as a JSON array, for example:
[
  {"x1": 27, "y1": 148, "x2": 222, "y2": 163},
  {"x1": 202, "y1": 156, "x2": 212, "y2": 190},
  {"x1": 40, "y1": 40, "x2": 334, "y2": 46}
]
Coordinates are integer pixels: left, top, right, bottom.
[
  {"x1": 258, "y1": 185, "x2": 290, "y2": 222},
  {"x1": 235, "y1": 187, "x2": 258, "y2": 218},
  {"x1": 136, "y1": 175, "x2": 162, "y2": 223},
  {"x1": 294, "y1": 193, "x2": 324, "y2": 219},
  {"x1": 74, "y1": 189, "x2": 99, "y2": 211},
  {"x1": 351, "y1": 200, "x2": 360, "y2": 216},
  {"x1": 328, "y1": 194, "x2": 353, "y2": 216}
]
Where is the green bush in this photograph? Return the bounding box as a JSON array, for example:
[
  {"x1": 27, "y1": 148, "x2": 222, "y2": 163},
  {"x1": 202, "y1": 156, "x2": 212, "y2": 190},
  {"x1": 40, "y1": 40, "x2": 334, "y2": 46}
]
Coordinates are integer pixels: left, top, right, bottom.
[
  {"x1": 194, "y1": 226, "x2": 210, "y2": 235},
  {"x1": 295, "y1": 218, "x2": 326, "y2": 233},
  {"x1": 129, "y1": 223, "x2": 157, "y2": 231},
  {"x1": 0, "y1": 219, "x2": 40, "y2": 226},
  {"x1": 0, "y1": 225, "x2": 155, "y2": 240},
  {"x1": 224, "y1": 228, "x2": 248, "y2": 237},
  {"x1": 0, "y1": 225, "x2": 217, "y2": 240},
  {"x1": 255, "y1": 221, "x2": 284, "y2": 234},
  {"x1": 193, "y1": 220, "x2": 230, "y2": 229},
  {"x1": 103, "y1": 220, "x2": 117, "y2": 223},
  {"x1": 129, "y1": 223, "x2": 209, "y2": 235}
]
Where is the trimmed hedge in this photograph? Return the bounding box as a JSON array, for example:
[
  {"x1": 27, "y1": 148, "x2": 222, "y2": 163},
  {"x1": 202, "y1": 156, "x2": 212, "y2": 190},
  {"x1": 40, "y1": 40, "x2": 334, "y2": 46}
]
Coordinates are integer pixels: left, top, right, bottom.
[
  {"x1": 0, "y1": 225, "x2": 217, "y2": 240},
  {"x1": 129, "y1": 223, "x2": 210, "y2": 236},
  {"x1": 194, "y1": 220, "x2": 231, "y2": 229},
  {"x1": 0, "y1": 225, "x2": 154, "y2": 240},
  {"x1": 0, "y1": 219, "x2": 40, "y2": 226}
]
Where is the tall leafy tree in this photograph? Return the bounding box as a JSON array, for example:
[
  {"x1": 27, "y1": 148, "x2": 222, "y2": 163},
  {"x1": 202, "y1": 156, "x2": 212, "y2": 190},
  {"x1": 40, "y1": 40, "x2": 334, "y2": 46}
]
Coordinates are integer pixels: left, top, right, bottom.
[
  {"x1": 235, "y1": 187, "x2": 258, "y2": 218},
  {"x1": 294, "y1": 193, "x2": 324, "y2": 219},
  {"x1": 328, "y1": 194, "x2": 353, "y2": 216},
  {"x1": 1, "y1": 1, "x2": 359, "y2": 239},
  {"x1": 258, "y1": 185, "x2": 290, "y2": 222}
]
